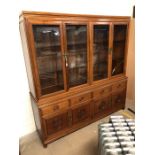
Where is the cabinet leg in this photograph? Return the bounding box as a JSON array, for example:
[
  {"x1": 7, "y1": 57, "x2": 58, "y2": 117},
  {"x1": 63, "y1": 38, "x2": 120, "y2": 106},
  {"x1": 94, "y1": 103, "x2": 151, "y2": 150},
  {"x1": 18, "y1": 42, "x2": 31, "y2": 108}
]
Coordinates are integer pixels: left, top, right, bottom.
[{"x1": 43, "y1": 143, "x2": 47, "y2": 148}]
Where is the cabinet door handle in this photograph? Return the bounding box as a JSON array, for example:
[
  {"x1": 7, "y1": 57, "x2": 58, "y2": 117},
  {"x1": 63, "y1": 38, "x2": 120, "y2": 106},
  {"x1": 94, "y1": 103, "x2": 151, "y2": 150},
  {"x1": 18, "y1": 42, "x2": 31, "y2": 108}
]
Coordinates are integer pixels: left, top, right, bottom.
[
  {"x1": 79, "y1": 96, "x2": 84, "y2": 102},
  {"x1": 64, "y1": 55, "x2": 68, "y2": 67}
]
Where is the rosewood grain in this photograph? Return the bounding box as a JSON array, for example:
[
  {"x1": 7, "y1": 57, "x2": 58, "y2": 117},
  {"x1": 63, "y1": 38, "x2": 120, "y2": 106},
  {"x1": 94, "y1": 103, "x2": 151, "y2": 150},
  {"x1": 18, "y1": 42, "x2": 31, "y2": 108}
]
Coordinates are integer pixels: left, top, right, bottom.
[{"x1": 19, "y1": 11, "x2": 130, "y2": 147}]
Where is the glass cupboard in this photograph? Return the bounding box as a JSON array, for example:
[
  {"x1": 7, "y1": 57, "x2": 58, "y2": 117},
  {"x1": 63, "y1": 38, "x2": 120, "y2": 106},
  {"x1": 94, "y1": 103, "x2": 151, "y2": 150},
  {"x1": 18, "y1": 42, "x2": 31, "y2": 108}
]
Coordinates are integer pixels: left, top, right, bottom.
[{"x1": 31, "y1": 22, "x2": 128, "y2": 96}]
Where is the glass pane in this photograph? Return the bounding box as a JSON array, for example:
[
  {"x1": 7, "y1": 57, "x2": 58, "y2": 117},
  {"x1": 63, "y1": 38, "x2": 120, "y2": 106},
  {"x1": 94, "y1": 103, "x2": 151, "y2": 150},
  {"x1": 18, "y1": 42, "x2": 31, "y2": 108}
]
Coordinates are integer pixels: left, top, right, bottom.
[
  {"x1": 33, "y1": 25, "x2": 64, "y2": 95},
  {"x1": 66, "y1": 25, "x2": 87, "y2": 88},
  {"x1": 93, "y1": 25, "x2": 109, "y2": 81},
  {"x1": 112, "y1": 25, "x2": 127, "y2": 76}
]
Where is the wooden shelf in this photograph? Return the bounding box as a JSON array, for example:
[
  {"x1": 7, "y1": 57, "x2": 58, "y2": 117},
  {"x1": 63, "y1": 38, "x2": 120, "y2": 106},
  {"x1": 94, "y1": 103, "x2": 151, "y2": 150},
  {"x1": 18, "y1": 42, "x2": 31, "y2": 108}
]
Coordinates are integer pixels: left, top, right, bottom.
[
  {"x1": 93, "y1": 61, "x2": 108, "y2": 65},
  {"x1": 35, "y1": 42, "x2": 61, "y2": 48},
  {"x1": 68, "y1": 50, "x2": 87, "y2": 54},
  {"x1": 69, "y1": 77, "x2": 87, "y2": 87},
  {"x1": 69, "y1": 65, "x2": 87, "y2": 70},
  {"x1": 93, "y1": 73, "x2": 107, "y2": 80},
  {"x1": 94, "y1": 41, "x2": 108, "y2": 44}
]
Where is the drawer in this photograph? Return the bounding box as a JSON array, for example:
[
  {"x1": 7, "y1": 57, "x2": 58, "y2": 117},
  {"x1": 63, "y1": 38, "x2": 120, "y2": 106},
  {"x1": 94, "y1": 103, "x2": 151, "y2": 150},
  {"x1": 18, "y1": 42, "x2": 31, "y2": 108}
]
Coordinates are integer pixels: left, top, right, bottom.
[
  {"x1": 70, "y1": 92, "x2": 91, "y2": 105},
  {"x1": 93, "y1": 86, "x2": 111, "y2": 99},
  {"x1": 112, "y1": 81, "x2": 126, "y2": 92},
  {"x1": 41, "y1": 100, "x2": 69, "y2": 116}
]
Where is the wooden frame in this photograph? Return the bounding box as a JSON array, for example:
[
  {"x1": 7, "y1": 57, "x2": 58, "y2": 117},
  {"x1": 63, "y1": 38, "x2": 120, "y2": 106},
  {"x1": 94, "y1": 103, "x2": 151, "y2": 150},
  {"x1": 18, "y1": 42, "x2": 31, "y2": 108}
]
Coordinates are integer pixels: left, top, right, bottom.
[{"x1": 20, "y1": 11, "x2": 130, "y2": 147}]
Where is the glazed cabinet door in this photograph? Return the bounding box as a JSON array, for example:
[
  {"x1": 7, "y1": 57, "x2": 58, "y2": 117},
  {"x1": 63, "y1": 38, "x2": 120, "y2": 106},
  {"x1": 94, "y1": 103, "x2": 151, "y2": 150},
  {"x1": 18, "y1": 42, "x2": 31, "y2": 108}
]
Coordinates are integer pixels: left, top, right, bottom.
[
  {"x1": 28, "y1": 20, "x2": 67, "y2": 97},
  {"x1": 111, "y1": 24, "x2": 128, "y2": 76},
  {"x1": 64, "y1": 23, "x2": 89, "y2": 88},
  {"x1": 91, "y1": 23, "x2": 110, "y2": 81}
]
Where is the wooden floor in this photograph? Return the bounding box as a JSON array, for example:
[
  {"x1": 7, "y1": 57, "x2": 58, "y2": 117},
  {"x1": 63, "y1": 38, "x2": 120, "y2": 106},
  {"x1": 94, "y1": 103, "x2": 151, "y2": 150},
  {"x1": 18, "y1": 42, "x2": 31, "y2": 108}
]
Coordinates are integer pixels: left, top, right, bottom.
[{"x1": 20, "y1": 107, "x2": 134, "y2": 155}]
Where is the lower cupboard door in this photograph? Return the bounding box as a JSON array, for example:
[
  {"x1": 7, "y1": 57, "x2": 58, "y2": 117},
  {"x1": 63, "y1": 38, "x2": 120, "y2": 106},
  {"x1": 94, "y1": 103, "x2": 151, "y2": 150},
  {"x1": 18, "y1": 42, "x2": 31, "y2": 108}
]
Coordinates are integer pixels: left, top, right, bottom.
[
  {"x1": 44, "y1": 112, "x2": 68, "y2": 136},
  {"x1": 94, "y1": 96, "x2": 111, "y2": 118},
  {"x1": 112, "y1": 91, "x2": 126, "y2": 109},
  {"x1": 72, "y1": 103, "x2": 90, "y2": 125}
]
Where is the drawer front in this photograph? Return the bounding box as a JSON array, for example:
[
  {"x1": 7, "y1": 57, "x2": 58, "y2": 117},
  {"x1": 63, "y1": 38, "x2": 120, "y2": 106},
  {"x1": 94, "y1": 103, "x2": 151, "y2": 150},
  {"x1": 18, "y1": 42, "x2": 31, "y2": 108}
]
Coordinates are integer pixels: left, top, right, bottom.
[
  {"x1": 70, "y1": 92, "x2": 91, "y2": 106},
  {"x1": 93, "y1": 86, "x2": 111, "y2": 99},
  {"x1": 112, "y1": 81, "x2": 126, "y2": 92},
  {"x1": 72, "y1": 103, "x2": 90, "y2": 124},
  {"x1": 94, "y1": 96, "x2": 111, "y2": 117},
  {"x1": 45, "y1": 112, "x2": 68, "y2": 136},
  {"x1": 41, "y1": 100, "x2": 69, "y2": 116},
  {"x1": 112, "y1": 91, "x2": 126, "y2": 109}
]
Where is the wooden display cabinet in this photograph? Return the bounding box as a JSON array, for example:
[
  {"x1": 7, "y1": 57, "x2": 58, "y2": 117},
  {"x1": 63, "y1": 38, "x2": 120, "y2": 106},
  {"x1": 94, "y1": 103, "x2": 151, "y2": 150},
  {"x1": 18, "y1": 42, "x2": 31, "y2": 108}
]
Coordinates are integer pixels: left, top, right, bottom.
[{"x1": 19, "y1": 11, "x2": 130, "y2": 147}]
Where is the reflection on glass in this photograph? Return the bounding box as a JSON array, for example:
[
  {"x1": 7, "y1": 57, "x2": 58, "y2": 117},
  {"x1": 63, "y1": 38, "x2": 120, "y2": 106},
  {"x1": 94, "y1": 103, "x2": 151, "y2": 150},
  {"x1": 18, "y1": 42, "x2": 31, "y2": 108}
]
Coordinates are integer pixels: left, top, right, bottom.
[
  {"x1": 66, "y1": 25, "x2": 87, "y2": 88},
  {"x1": 93, "y1": 25, "x2": 109, "y2": 81},
  {"x1": 112, "y1": 25, "x2": 127, "y2": 76},
  {"x1": 33, "y1": 25, "x2": 64, "y2": 95}
]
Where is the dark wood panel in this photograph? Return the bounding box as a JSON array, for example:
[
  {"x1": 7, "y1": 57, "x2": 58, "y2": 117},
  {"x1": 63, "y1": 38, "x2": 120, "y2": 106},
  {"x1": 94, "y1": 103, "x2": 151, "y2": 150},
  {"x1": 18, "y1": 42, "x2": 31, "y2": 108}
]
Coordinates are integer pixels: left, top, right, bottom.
[
  {"x1": 45, "y1": 111, "x2": 68, "y2": 136},
  {"x1": 93, "y1": 95, "x2": 111, "y2": 119},
  {"x1": 72, "y1": 103, "x2": 90, "y2": 124},
  {"x1": 112, "y1": 90, "x2": 126, "y2": 110}
]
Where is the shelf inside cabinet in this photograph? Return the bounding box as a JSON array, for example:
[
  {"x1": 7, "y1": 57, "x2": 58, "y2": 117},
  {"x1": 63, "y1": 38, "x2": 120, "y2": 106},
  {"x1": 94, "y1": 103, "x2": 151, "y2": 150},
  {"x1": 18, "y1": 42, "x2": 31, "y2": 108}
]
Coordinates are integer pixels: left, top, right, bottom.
[
  {"x1": 67, "y1": 41, "x2": 87, "y2": 45},
  {"x1": 40, "y1": 71, "x2": 63, "y2": 88},
  {"x1": 112, "y1": 57, "x2": 124, "y2": 61},
  {"x1": 93, "y1": 73, "x2": 107, "y2": 80},
  {"x1": 94, "y1": 41, "x2": 108, "y2": 44},
  {"x1": 68, "y1": 50, "x2": 87, "y2": 54},
  {"x1": 41, "y1": 85, "x2": 64, "y2": 95},
  {"x1": 93, "y1": 61, "x2": 108, "y2": 65},
  {"x1": 69, "y1": 77, "x2": 87, "y2": 87},
  {"x1": 35, "y1": 42, "x2": 61, "y2": 48},
  {"x1": 37, "y1": 51, "x2": 62, "y2": 58}
]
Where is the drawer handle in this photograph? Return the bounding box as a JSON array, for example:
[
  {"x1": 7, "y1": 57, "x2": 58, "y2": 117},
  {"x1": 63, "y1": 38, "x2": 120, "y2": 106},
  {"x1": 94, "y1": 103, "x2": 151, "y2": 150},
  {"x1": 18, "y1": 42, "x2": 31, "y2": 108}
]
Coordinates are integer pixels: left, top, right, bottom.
[
  {"x1": 79, "y1": 96, "x2": 85, "y2": 102},
  {"x1": 100, "y1": 90, "x2": 105, "y2": 94},
  {"x1": 117, "y1": 84, "x2": 121, "y2": 88},
  {"x1": 53, "y1": 105, "x2": 59, "y2": 111}
]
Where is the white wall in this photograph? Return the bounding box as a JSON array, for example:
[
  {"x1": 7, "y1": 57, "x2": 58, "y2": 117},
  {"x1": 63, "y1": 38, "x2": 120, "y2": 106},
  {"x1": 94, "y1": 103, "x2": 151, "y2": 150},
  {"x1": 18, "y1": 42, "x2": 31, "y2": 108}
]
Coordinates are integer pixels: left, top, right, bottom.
[{"x1": 18, "y1": 0, "x2": 135, "y2": 138}]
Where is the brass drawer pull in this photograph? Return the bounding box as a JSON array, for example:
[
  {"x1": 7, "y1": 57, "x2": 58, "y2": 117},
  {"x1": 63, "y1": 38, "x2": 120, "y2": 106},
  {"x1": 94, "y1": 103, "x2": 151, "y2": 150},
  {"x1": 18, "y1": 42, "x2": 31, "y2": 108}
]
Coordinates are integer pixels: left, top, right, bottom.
[
  {"x1": 53, "y1": 105, "x2": 59, "y2": 111},
  {"x1": 79, "y1": 96, "x2": 85, "y2": 102},
  {"x1": 117, "y1": 84, "x2": 121, "y2": 88},
  {"x1": 100, "y1": 90, "x2": 105, "y2": 94}
]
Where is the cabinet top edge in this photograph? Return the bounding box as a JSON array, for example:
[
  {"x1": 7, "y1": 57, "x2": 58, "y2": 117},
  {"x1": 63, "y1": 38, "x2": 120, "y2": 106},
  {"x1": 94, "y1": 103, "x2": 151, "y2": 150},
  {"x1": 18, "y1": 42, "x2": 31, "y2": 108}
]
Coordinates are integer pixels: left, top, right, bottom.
[{"x1": 19, "y1": 11, "x2": 131, "y2": 20}]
